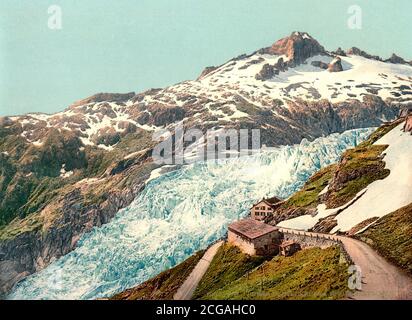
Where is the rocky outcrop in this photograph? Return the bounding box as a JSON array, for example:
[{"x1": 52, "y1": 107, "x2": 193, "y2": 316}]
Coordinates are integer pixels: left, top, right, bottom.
[
  {"x1": 197, "y1": 66, "x2": 218, "y2": 80},
  {"x1": 261, "y1": 31, "x2": 327, "y2": 66},
  {"x1": 328, "y1": 57, "x2": 343, "y2": 72},
  {"x1": 255, "y1": 64, "x2": 278, "y2": 81},
  {"x1": 323, "y1": 151, "x2": 389, "y2": 209},
  {"x1": 146, "y1": 104, "x2": 186, "y2": 127},
  {"x1": 268, "y1": 207, "x2": 317, "y2": 226},
  {"x1": 310, "y1": 215, "x2": 338, "y2": 233},
  {"x1": 385, "y1": 53, "x2": 408, "y2": 65},
  {"x1": 71, "y1": 92, "x2": 136, "y2": 108},
  {"x1": 310, "y1": 57, "x2": 342, "y2": 72},
  {"x1": 274, "y1": 57, "x2": 288, "y2": 72},
  {"x1": 311, "y1": 60, "x2": 329, "y2": 70},
  {"x1": 332, "y1": 47, "x2": 346, "y2": 56},
  {"x1": 404, "y1": 115, "x2": 412, "y2": 133},
  {"x1": 347, "y1": 47, "x2": 382, "y2": 61},
  {"x1": 399, "y1": 105, "x2": 412, "y2": 118}
]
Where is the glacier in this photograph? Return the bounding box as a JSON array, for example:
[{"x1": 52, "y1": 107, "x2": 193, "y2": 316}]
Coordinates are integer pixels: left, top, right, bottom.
[{"x1": 7, "y1": 127, "x2": 374, "y2": 300}]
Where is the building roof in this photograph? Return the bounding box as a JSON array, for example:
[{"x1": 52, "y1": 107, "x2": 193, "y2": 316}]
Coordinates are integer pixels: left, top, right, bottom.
[
  {"x1": 252, "y1": 196, "x2": 283, "y2": 208},
  {"x1": 228, "y1": 218, "x2": 278, "y2": 240},
  {"x1": 265, "y1": 196, "x2": 282, "y2": 205},
  {"x1": 280, "y1": 240, "x2": 298, "y2": 248}
]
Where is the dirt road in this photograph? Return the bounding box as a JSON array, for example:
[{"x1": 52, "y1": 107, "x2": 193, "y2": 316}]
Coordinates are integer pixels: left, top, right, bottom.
[
  {"x1": 174, "y1": 241, "x2": 223, "y2": 300},
  {"x1": 174, "y1": 230, "x2": 412, "y2": 300},
  {"x1": 338, "y1": 236, "x2": 412, "y2": 300}
]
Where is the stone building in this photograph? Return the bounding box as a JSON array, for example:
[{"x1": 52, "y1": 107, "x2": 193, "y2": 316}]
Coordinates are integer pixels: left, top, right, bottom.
[
  {"x1": 250, "y1": 196, "x2": 283, "y2": 221},
  {"x1": 279, "y1": 240, "x2": 301, "y2": 257},
  {"x1": 228, "y1": 218, "x2": 283, "y2": 256}
]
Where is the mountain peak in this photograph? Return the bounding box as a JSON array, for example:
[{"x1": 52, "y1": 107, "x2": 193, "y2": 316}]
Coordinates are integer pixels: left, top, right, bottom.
[{"x1": 261, "y1": 31, "x2": 326, "y2": 65}]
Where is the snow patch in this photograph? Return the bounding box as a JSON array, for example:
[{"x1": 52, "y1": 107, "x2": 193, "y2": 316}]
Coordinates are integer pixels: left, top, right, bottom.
[{"x1": 331, "y1": 122, "x2": 412, "y2": 232}]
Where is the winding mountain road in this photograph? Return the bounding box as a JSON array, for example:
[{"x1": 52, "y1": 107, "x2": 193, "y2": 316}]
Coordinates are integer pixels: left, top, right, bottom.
[
  {"x1": 277, "y1": 227, "x2": 412, "y2": 299},
  {"x1": 338, "y1": 236, "x2": 412, "y2": 300},
  {"x1": 174, "y1": 228, "x2": 412, "y2": 300}
]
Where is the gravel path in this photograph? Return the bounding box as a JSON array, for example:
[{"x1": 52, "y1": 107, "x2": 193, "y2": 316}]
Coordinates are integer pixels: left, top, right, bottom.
[
  {"x1": 174, "y1": 241, "x2": 224, "y2": 300},
  {"x1": 338, "y1": 236, "x2": 412, "y2": 300}
]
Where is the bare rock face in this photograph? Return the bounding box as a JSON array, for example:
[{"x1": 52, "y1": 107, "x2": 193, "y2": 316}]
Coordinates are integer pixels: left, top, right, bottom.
[
  {"x1": 71, "y1": 92, "x2": 135, "y2": 108},
  {"x1": 267, "y1": 207, "x2": 317, "y2": 226},
  {"x1": 146, "y1": 104, "x2": 186, "y2": 127},
  {"x1": 197, "y1": 66, "x2": 218, "y2": 80},
  {"x1": 262, "y1": 31, "x2": 326, "y2": 65},
  {"x1": 255, "y1": 63, "x2": 277, "y2": 81},
  {"x1": 310, "y1": 215, "x2": 338, "y2": 233},
  {"x1": 93, "y1": 127, "x2": 121, "y2": 146},
  {"x1": 332, "y1": 47, "x2": 346, "y2": 56},
  {"x1": 0, "y1": 117, "x2": 13, "y2": 127},
  {"x1": 328, "y1": 57, "x2": 343, "y2": 72},
  {"x1": 404, "y1": 115, "x2": 412, "y2": 133},
  {"x1": 347, "y1": 47, "x2": 382, "y2": 61},
  {"x1": 399, "y1": 106, "x2": 412, "y2": 117},
  {"x1": 385, "y1": 53, "x2": 408, "y2": 65},
  {"x1": 311, "y1": 60, "x2": 329, "y2": 70},
  {"x1": 275, "y1": 57, "x2": 288, "y2": 72}
]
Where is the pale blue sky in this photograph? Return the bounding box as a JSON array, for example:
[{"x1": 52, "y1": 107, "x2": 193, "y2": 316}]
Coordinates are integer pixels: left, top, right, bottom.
[{"x1": 1, "y1": 0, "x2": 412, "y2": 116}]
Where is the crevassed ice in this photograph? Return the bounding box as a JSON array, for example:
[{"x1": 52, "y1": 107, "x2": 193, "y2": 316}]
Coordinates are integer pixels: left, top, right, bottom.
[{"x1": 8, "y1": 127, "x2": 374, "y2": 300}]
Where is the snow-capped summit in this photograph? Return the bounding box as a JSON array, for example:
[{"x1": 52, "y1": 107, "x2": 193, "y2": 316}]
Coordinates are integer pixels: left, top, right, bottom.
[
  {"x1": 259, "y1": 31, "x2": 326, "y2": 65},
  {"x1": 2, "y1": 32, "x2": 412, "y2": 152}
]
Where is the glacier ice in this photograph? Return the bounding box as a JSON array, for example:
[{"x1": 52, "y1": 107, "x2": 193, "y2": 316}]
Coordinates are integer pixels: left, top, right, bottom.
[{"x1": 7, "y1": 127, "x2": 374, "y2": 300}]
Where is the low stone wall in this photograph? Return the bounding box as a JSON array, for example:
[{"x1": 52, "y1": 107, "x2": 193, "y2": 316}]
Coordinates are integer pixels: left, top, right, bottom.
[
  {"x1": 278, "y1": 228, "x2": 337, "y2": 248},
  {"x1": 278, "y1": 228, "x2": 353, "y2": 264}
]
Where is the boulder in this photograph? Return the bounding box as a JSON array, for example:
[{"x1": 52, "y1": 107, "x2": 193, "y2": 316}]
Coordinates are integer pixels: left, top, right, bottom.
[
  {"x1": 255, "y1": 64, "x2": 276, "y2": 81},
  {"x1": 311, "y1": 60, "x2": 329, "y2": 70},
  {"x1": 328, "y1": 57, "x2": 343, "y2": 72}
]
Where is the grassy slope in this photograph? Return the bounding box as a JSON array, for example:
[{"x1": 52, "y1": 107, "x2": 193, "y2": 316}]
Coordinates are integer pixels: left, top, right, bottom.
[
  {"x1": 324, "y1": 144, "x2": 389, "y2": 208},
  {"x1": 279, "y1": 122, "x2": 399, "y2": 214},
  {"x1": 281, "y1": 164, "x2": 336, "y2": 210},
  {"x1": 110, "y1": 250, "x2": 205, "y2": 300},
  {"x1": 201, "y1": 246, "x2": 349, "y2": 300},
  {"x1": 193, "y1": 244, "x2": 266, "y2": 299},
  {"x1": 357, "y1": 202, "x2": 412, "y2": 274}
]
